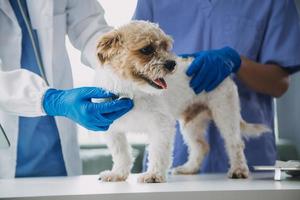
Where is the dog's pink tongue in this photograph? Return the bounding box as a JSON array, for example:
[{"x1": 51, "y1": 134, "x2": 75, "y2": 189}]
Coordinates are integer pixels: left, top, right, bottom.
[{"x1": 154, "y1": 78, "x2": 167, "y2": 89}]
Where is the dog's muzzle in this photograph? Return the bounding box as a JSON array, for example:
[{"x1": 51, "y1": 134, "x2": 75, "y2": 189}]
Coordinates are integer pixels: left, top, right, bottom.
[{"x1": 164, "y1": 60, "x2": 176, "y2": 72}]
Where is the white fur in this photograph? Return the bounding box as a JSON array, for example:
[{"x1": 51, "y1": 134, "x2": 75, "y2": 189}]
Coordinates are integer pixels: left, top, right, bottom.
[{"x1": 94, "y1": 57, "x2": 269, "y2": 183}]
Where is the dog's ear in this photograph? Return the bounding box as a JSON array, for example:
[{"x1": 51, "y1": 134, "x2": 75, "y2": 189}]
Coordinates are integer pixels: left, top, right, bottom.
[{"x1": 97, "y1": 30, "x2": 122, "y2": 64}]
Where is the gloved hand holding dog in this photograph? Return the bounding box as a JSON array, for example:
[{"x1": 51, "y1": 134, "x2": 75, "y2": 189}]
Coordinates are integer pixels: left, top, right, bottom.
[
  {"x1": 183, "y1": 47, "x2": 241, "y2": 94},
  {"x1": 43, "y1": 87, "x2": 134, "y2": 131}
]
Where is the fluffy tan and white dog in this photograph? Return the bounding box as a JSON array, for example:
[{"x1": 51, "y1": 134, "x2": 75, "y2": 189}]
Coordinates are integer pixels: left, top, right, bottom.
[{"x1": 94, "y1": 21, "x2": 270, "y2": 183}]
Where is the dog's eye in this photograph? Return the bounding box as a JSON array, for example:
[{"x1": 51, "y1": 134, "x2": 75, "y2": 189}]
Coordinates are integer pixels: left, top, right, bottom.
[{"x1": 139, "y1": 45, "x2": 155, "y2": 55}]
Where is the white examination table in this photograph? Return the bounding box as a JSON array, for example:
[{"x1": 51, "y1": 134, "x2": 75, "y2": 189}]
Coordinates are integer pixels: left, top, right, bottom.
[{"x1": 0, "y1": 173, "x2": 299, "y2": 200}]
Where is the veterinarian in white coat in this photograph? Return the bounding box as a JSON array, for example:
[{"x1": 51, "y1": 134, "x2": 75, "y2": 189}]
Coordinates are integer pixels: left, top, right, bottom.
[{"x1": 0, "y1": 0, "x2": 133, "y2": 179}]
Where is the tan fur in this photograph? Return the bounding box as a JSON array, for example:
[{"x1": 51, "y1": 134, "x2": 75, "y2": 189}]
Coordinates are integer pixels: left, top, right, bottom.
[
  {"x1": 197, "y1": 138, "x2": 210, "y2": 154},
  {"x1": 96, "y1": 21, "x2": 174, "y2": 87},
  {"x1": 182, "y1": 102, "x2": 211, "y2": 125},
  {"x1": 97, "y1": 30, "x2": 123, "y2": 64}
]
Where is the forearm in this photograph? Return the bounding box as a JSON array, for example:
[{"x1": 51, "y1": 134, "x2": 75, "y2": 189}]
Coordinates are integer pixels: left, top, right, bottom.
[
  {"x1": 66, "y1": 0, "x2": 112, "y2": 68},
  {"x1": 237, "y1": 56, "x2": 290, "y2": 97},
  {"x1": 0, "y1": 70, "x2": 49, "y2": 116}
]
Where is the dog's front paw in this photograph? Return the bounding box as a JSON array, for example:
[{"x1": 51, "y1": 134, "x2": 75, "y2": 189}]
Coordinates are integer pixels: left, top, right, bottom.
[
  {"x1": 98, "y1": 170, "x2": 128, "y2": 182},
  {"x1": 172, "y1": 165, "x2": 199, "y2": 175},
  {"x1": 138, "y1": 172, "x2": 166, "y2": 183},
  {"x1": 228, "y1": 166, "x2": 249, "y2": 179}
]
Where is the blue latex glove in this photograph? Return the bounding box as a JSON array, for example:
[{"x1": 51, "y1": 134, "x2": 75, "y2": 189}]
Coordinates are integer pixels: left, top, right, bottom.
[
  {"x1": 182, "y1": 47, "x2": 241, "y2": 94},
  {"x1": 43, "y1": 87, "x2": 134, "y2": 131}
]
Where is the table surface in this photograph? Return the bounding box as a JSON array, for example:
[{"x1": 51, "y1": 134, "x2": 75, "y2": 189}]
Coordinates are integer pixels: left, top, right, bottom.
[{"x1": 0, "y1": 173, "x2": 300, "y2": 200}]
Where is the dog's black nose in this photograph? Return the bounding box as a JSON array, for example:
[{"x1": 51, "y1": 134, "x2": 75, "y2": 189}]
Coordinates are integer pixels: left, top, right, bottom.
[{"x1": 164, "y1": 60, "x2": 176, "y2": 71}]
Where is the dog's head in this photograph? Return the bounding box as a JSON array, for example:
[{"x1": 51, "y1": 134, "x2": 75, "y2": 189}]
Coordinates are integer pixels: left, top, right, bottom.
[{"x1": 96, "y1": 21, "x2": 176, "y2": 94}]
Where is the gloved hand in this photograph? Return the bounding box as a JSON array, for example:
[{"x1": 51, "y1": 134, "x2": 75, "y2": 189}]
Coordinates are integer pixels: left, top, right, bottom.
[
  {"x1": 43, "y1": 87, "x2": 134, "y2": 131},
  {"x1": 182, "y1": 47, "x2": 241, "y2": 94}
]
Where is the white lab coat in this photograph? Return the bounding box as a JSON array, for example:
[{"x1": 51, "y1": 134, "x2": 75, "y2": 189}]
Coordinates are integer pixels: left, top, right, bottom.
[{"x1": 0, "y1": 0, "x2": 111, "y2": 178}]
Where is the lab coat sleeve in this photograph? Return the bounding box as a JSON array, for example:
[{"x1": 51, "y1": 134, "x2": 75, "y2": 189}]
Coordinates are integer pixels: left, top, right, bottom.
[
  {"x1": 0, "y1": 69, "x2": 49, "y2": 117},
  {"x1": 132, "y1": 0, "x2": 153, "y2": 20},
  {"x1": 258, "y1": 0, "x2": 300, "y2": 69},
  {"x1": 65, "y1": 0, "x2": 113, "y2": 69}
]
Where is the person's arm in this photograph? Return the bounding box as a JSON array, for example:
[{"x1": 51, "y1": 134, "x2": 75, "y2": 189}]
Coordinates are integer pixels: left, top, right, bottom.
[
  {"x1": 0, "y1": 69, "x2": 133, "y2": 131},
  {"x1": 43, "y1": 87, "x2": 133, "y2": 131},
  {"x1": 184, "y1": 48, "x2": 292, "y2": 98},
  {"x1": 186, "y1": 1, "x2": 300, "y2": 97},
  {"x1": 243, "y1": 0, "x2": 300, "y2": 98},
  {"x1": 66, "y1": 0, "x2": 153, "y2": 68},
  {"x1": 0, "y1": 69, "x2": 49, "y2": 117},
  {"x1": 65, "y1": 0, "x2": 112, "y2": 68},
  {"x1": 237, "y1": 57, "x2": 290, "y2": 98}
]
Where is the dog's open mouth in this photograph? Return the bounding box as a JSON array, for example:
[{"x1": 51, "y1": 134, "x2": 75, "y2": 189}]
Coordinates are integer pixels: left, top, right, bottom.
[
  {"x1": 152, "y1": 78, "x2": 167, "y2": 89},
  {"x1": 140, "y1": 74, "x2": 167, "y2": 89}
]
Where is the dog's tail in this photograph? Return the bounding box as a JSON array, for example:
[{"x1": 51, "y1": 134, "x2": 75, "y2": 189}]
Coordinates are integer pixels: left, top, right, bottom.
[{"x1": 240, "y1": 119, "x2": 271, "y2": 138}]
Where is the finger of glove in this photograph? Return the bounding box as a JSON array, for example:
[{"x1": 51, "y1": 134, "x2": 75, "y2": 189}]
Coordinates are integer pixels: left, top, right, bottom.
[
  {"x1": 200, "y1": 66, "x2": 221, "y2": 92},
  {"x1": 79, "y1": 117, "x2": 111, "y2": 131},
  {"x1": 205, "y1": 67, "x2": 224, "y2": 92},
  {"x1": 192, "y1": 64, "x2": 212, "y2": 94},
  {"x1": 85, "y1": 104, "x2": 114, "y2": 125},
  {"x1": 102, "y1": 105, "x2": 133, "y2": 121},
  {"x1": 96, "y1": 98, "x2": 134, "y2": 114},
  {"x1": 81, "y1": 87, "x2": 116, "y2": 99},
  {"x1": 93, "y1": 113, "x2": 114, "y2": 126},
  {"x1": 205, "y1": 62, "x2": 232, "y2": 92},
  {"x1": 85, "y1": 124, "x2": 110, "y2": 132},
  {"x1": 93, "y1": 125, "x2": 110, "y2": 132},
  {"x1": 190, "y1": 61, "x2": 209, "y2": 88},
  {"x1": 76, "y1": 116, "x2": 111, "y2": 130},
  {"x1": 186, "y1": 56, "x2": 205, "y2": 76}
]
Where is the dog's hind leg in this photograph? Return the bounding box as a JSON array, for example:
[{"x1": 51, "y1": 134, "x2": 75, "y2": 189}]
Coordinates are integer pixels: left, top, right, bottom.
[
  {"x1": 99, "y1": 132, "x2": 133, "y2": 182},
  {"x1": 173, "y1": 108, "x2": 211, "y2": 175},
  {"x1": 208, "y1": 85, "x2": 249, "y2": 179},
  {"x1": 212, "y1": 113, "x2": 249, "y2": 178}
]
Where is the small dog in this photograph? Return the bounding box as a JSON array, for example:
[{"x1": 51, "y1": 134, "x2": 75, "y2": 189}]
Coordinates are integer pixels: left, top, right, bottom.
[{"x1": 94, "y1": 21, "x2": 269, "y2": 183}]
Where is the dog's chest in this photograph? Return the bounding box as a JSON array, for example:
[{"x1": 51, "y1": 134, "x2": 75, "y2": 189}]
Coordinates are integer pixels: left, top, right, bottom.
[{"x1": 110, "y1": 96, "x2": 173, "y2": 133}]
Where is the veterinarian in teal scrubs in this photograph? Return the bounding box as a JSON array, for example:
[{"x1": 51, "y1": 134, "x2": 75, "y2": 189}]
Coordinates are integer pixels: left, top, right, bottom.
[{"x1": 134, "y1": 0, "x2": 300, "y2": 172}]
